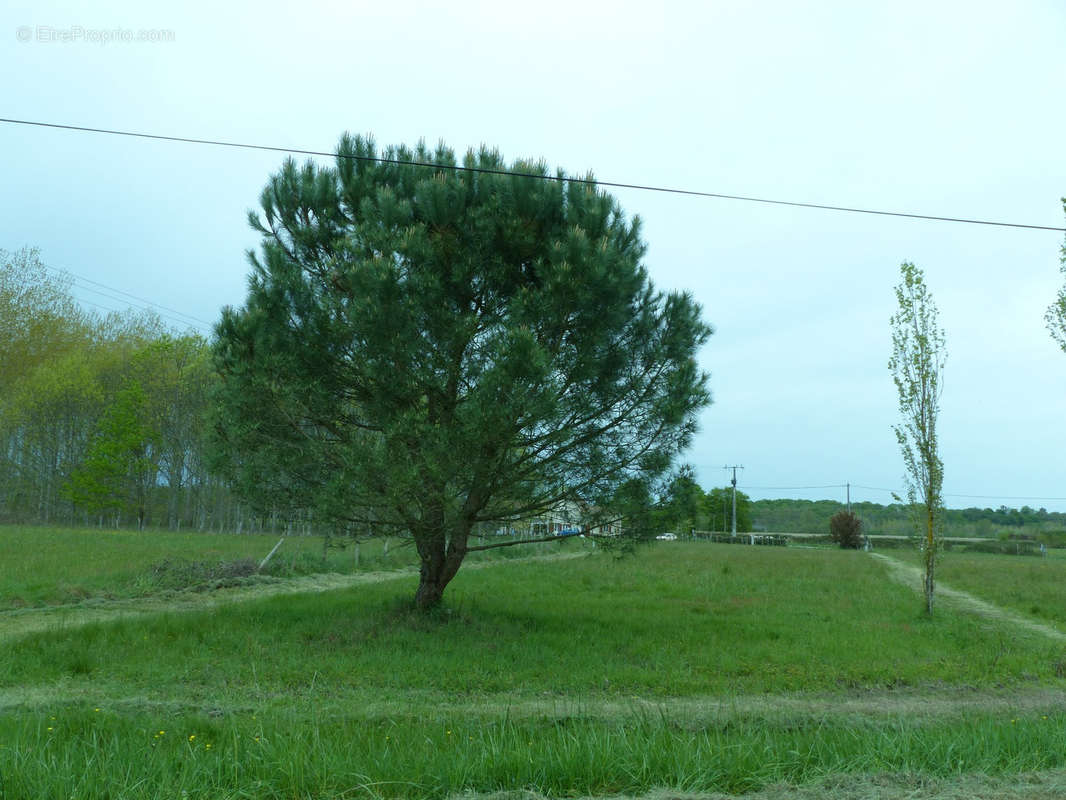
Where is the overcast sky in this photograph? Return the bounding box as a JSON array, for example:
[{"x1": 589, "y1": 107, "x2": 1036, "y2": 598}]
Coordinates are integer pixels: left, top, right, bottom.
[{"x1": 3, "y1": 1, "x2": 1065, "y2": 510}]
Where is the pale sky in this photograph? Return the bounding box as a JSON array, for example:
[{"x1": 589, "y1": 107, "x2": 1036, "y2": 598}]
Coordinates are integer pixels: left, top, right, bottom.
[{"x1": 3, "y1": 1, "x2": 1065, "y2": 510}]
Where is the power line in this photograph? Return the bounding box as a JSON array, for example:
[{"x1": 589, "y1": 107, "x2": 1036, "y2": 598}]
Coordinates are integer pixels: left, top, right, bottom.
[
  {"x1": 855, "y1": 484, "x2": 1066, "y2": 502},
  {"x1": 743, "y1": 484, "x2": 847, "y2": 491},
  {"x1": 29, "y1": 259, "x2": 214, "y2": 333},
  {"x1": 944, "y1": 492, "x2": 1066, "y2": 502},
  {"x1": 70, "y1": 294, "x2": 136, "y2": 318},
  {"x1": 2, "y1": 116, "x2": 1063, "y2": 233},
  {"x1": 69, "y1": 282, "x2": 212, "y2": 333},
  {"x1": 68, "y1": 293, "x2": 208, "y2": 337},
  {"x1": 41, "y1": 262, "x2": 214, "y2": 328}
]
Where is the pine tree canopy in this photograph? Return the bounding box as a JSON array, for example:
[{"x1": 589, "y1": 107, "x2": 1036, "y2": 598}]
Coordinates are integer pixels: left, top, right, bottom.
[{"x1": 210, "y1": 134, "x2": 713, "y2": 607}]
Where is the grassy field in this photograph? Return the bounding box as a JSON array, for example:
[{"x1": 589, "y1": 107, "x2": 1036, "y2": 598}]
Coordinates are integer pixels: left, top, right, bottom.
[
  {"x1": 0, "y1": 525, "x2": 573, "y2": 610},
  {"x1": 922, "y1": 550, "x2": 1066, "y2": 631},
  {"x1": 3, "y1": 530, "x2": 1066, "y2": 798}
]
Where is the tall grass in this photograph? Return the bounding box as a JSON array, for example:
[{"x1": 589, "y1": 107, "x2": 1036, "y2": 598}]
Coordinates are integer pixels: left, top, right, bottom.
[
  {"x1": 0, "y1": 525, "x2": 586, "y2": 609},
  {"x1": 901, "y1": 549, "x2": 1066, "y2": 630},
  {"x1": 3, "y1": 545, "x2": 1064, "y2": 700},
  {"x1": 4, "y1": 704, "x2": 1066, "y2": 799},
  {"x1": 5, "y1": 541, "x2": 1066, "y2": 798}
]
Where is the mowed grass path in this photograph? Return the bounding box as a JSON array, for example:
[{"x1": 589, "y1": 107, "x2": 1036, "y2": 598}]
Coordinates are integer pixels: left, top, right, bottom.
[
  {"x1": 925, "y1": 550, "x2": 1066, "y2": 631},
  {"x1": 4, "y1": 538, "x2": 1066, "y2": 798}
]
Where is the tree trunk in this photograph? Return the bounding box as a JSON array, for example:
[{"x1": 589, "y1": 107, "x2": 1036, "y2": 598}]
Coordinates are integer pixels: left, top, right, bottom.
[
  {"x1": 415, "y1": 566, "x2": 447, "y2": 609},
  {"x1": 923, "y1": 507, "x2": 935, "y2": 614},
  {"x1": 414, "y1": 526, "x2": 469, "y2": 610}
]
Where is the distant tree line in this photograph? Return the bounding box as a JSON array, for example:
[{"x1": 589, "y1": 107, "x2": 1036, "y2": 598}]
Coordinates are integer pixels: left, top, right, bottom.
[
  {"x1": 0, "y1": 248, "x2": 249, "y2": 531},
  {"x1": 749, "y1": 498, "x2": 1066, "y2": 539},
  {"x1": 656, "y1": 484, "x2": 1066, "y2": 541},
  {"x1": 656, "y1": 468, "x2": 753, "y2": 534}
]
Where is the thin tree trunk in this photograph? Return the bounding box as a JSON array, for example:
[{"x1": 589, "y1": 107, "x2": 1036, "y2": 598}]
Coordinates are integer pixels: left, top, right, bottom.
[{"x1": 924, "y1": 507, "x2": 935, "y2": 614}]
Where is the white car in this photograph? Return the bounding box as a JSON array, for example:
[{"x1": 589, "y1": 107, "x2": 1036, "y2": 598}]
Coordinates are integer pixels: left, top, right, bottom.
[{"x1": 656, "y1": 532, "x2": 678, "y2": 541}]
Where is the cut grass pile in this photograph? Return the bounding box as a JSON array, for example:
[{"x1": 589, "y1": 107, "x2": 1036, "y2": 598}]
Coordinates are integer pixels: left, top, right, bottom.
[{"x1": 4, "y1": 536, "x2": 1066, "y2": 798}]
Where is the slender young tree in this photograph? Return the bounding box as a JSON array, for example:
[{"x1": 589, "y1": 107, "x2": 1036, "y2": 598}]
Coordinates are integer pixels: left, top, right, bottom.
[
  {"x1": 211, "y1": 135, "x2": 713, "y2": 609},
  {"x1": 1046, "y1": 202, "x2": 1066, "y2": 354},
  {"x1": 888, "y1": 262, "x2": 947, "y2": 615}
]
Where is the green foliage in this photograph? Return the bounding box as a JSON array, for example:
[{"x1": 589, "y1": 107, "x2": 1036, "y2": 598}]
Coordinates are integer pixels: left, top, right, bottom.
[
  {"x1": 1038, "y1": 529, "x2": 1066, "y2": 548},
  {"x1": 829, "y1": 510, "x2": 864, "y2": 549},
  {"x1": 0, "y1": 247, "x2": 89, "y2": 388},
  {"x1": 750, "y1": 498, "x2": 1066, "y2": 537},
  {"x1": 211, "y1": 134, "x2": 713, "y2": 606},
  {"x1": 0, "y1": 248, "x2": 93, "y2": 522},
  {"x1": 64, "y1": 382, "x2": 159, "y2": 527},
  {"x1": 1046, "y1": 200, "x2": 1066, "y2": 353},
  {"x1": 657, "y1": 464, "x2": 706, "y2": 532},
  {"x1": 706, "y1": 486, "x2": 753, "y2": 532},
  {"x1": 889, "y1": 261, "x2": 947, "y2": 613},
  {"x1": 0, "y1": 248, "x2": 224, "y2": 530},
  {"x1": 649, "y1": 471, "x2": 752, "y2": 534}
]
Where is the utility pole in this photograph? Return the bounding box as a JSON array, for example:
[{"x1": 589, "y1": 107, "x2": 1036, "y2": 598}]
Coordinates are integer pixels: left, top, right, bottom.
[
  {"x1": 723, "y1": 465, "x2": 744, "y2": 535},
  {"x1": 847, "y1": 482, "x2": 851, "y2": 514}
]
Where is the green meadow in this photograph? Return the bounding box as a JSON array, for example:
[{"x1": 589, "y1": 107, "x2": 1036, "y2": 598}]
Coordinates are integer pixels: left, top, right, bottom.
[
  {"x1": 3, "y1": 530, "x2": 1066, "y2": 798},
  {"x1": 0, "y1": 525, "x2": 562, "y2": 610},
  {"x1": 923, "y1": 550, "x2": 1066, "y2": 631}
]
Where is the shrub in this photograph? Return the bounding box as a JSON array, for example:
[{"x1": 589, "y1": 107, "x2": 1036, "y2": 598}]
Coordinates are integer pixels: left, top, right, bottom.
[
  {"x1": 1037, "y1": 530, "x2": 1066, "y2": 549},
  {"x1": 829, "y1": 511, "x2": 863, "y2": 549}
]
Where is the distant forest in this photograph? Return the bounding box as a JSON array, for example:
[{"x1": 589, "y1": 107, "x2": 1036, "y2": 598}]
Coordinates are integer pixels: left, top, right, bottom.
[
  {"x1": 750, "y1": 498, "x2": 1066, "y2": 539},
  {"x1": 0, "y1": 248, "x2": 232, "y2": 531}
]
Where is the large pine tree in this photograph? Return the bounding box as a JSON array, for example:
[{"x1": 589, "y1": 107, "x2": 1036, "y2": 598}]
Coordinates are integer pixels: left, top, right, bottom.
[{"x1": 211, "y1": 135, "x2": 712, "y2": 608}]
